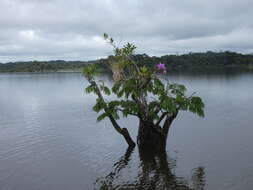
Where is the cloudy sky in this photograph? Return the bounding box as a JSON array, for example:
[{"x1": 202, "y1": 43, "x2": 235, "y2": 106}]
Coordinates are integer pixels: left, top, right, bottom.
[{"x1": 1, "y1": 0, "x2": 253, "y2": 62}]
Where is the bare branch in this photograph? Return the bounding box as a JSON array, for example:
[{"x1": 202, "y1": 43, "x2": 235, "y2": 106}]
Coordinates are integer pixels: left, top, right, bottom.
[{"x1": 155, "y1": 112, "x2": 168, "y2": 126}]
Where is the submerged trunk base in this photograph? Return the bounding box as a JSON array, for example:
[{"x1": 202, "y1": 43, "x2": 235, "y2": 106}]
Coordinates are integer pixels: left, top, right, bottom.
[{"x1": 137, "y1": 121, "x2": 166, "y2": 152}]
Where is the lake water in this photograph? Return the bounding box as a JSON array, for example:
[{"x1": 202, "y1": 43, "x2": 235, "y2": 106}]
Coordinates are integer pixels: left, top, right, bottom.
[{"x1": 0, "y1": 70, "x2": 253, "y2": 190}]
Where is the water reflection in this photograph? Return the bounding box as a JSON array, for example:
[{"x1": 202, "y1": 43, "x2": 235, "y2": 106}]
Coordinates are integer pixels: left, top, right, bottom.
[
  {"x1": 191, "y1": 167, "x2": 206, "y2": 190},
  {"x1": 94, "y1": 148, "x2": 206, "y2": 190}
]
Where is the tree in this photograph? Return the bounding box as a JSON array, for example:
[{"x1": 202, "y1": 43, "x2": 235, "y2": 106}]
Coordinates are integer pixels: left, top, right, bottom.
[{"x1": 83, "y1": 33, "x2": 205, "y2": 151}]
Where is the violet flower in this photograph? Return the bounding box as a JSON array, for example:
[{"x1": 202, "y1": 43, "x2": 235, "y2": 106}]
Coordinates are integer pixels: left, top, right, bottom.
[
  {"x1": 156, "y1": 63, "x2": 166, "y2": 70},
  {"x1": 156, "y1": 63, "x2": 167, "y2": 74}
]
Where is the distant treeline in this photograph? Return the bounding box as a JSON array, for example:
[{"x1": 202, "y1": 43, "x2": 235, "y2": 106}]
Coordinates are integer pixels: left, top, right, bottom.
[
  {"x1": 130, "y1": 51, "x2": 253, "y2": 69},
  {"x1": 0, "y1": 60, "x2": 99, "y2": 72},
  {"x1": 1, "y1": 51, "x2": 253, "y2": 72}
]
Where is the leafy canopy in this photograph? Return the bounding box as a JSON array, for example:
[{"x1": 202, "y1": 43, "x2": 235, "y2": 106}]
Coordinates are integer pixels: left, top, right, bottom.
[{"x1": 83, "y1": 33, "x2": 204, "y2": 124}]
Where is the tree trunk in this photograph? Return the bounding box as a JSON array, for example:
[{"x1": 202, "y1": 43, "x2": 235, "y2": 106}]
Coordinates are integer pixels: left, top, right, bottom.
[{"x1": 137, "y1": 120, "x2": 166, "y2": 152}]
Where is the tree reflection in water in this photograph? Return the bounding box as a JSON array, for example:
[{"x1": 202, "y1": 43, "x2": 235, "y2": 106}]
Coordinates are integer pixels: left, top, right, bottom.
[{"x1": 94, "y1": 147, "x2": 206, "y2": 190}]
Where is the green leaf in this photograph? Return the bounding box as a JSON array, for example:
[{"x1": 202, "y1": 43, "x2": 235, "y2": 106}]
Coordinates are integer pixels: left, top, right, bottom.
[
  {"x1": 112, "y1": 82, "x2": 121, "y2": 93},
  {"x1": 97, "y1": 112, "x2": 108, "y2": 121},
  {"x1": 93, "y1": 99, "x2": 107, "y2": 112},
  {"x1": 189, "y1": 96, "x2": 205, "y2": 117},
  {"x1": 85, "y1": 85, "x2": 95, "y2": 94},
  {"x1": 111, "y1": 110, "x2": 120, "y2": 120},
  {"x1": 100, "y1": 85, "x2": 111, "y2": 95},
  {"x1": 83, "y1": 64, "x2": 99, "y2": 77}
]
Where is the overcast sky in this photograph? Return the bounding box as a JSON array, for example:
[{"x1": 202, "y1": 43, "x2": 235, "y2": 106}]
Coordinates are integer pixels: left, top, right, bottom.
[{"x1": 1, "y1": 0, "x2": 253, "y2": 62}]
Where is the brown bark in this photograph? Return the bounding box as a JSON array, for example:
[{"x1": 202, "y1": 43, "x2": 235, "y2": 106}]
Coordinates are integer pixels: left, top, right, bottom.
[
  {"x1": 137, "y1": 120, "x2": 166, "y2": 151},
  {"x1": 137, "y1": 112, "x2": 178, "y2": 151}
]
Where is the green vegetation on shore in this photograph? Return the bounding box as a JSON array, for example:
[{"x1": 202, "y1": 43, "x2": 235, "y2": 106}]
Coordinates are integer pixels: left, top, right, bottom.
[
  {"x1": 0, "y1": 60, "x2": 101, "y2": 72},
  {"x1": 1, "y1": 51, "x2": 253, "y2": 72}
]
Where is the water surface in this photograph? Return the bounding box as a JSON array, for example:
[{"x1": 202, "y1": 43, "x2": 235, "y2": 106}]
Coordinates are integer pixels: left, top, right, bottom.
[{"x1": 0, "y1": 70, "x2": 253, "y2": 190}]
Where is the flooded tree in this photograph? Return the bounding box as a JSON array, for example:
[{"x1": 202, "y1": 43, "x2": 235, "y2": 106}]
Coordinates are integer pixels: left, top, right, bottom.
[{"x1": 83, "y1": 33, "x2": 204, "y2": 151}]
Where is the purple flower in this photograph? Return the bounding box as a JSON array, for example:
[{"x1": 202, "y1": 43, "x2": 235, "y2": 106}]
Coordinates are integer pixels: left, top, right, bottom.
[
  {"x1": 156, "y1": 63, "x2": 166, "y2": 71},
  {"x1": 155, "y1": 63, "x2": 168, "y2": 74}
]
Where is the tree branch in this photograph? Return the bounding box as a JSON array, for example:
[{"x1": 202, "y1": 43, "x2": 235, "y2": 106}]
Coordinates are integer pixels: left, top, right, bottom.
[
  {"x1": 155, "y1": 112, "x2": 168, "y2": 126},
  {"x1": 162, "y1": 111, "x2": 178, "y2": 140},
  {"x1": 131, "y1": 94, "x2": 145, "y2": 120},
  {"x1": 161, "y1": 92, "x2": 194, "y2": 139},
  {"x1": 86, "y1": 76, "x2": 136, "y2": 147}
]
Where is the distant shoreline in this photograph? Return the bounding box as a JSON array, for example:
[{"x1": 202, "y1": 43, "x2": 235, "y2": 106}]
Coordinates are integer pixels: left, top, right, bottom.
[{"x1": 1, "y1": 51, "x2": 253, "y2": 73}]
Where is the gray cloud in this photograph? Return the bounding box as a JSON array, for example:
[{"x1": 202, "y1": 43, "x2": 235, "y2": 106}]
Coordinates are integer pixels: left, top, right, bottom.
[{"x1": 1, "y1": 0, "x2": 253, "y2": 62}]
